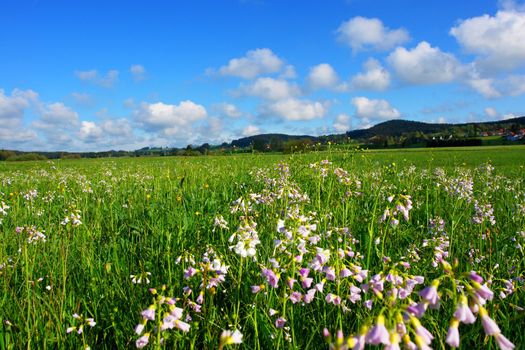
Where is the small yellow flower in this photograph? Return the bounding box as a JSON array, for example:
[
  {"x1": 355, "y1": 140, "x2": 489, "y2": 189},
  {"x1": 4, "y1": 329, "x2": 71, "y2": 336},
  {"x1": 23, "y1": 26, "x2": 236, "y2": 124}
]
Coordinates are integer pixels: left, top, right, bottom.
[{"x1": 146, "y1": 194, "x2": 151, "y2": 200}]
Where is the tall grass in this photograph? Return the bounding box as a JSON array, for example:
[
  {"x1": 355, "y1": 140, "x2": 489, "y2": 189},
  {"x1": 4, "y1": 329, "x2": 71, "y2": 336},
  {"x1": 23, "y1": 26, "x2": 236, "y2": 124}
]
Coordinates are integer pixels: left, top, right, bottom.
[{"x1": 0, "y1": 147, "x2": 524, "y2": 349}]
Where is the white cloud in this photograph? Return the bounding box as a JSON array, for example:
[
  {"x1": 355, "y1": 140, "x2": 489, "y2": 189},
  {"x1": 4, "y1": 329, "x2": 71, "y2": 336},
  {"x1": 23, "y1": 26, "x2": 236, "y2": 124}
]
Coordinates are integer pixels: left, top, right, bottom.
[
  {"x1": 0, "y1": 89, "x2": 38, "y2": 128},
  {"x1": 79, "y1": 121, "x2": 103, "y2": 141},
  {"x1": 280, "y1": 65, "x2": 297, "y2": 79},
  {"x1": 215, "y1": 48, "x2": 284, "y2": 79},
  {"x1": 336, "y1": 16, "x2": 409, "y2": 52},
  {"x1": 485, "y1": 107, "x2": 499, "y2": 118},
  {"x1": 352, "y1": 97, "x2": 401, "y2": 120},
  {"x1": 504, "y1": 74, "x2": 525, "y2": 96},
  {"x1": 466, "y1": 77, "x2": 501, "y2": 98},
  {"x1": 75, "y1": 69, "x2": 119, "y2": 87},
  {"x1": 306, "y1": 63, "x2": 340, "y2": 90},
  {"x1": 215, "y1": 103, "x2": 243, "y2": 118},
  {"x1": 450, "y1": 10, "x2": 525, "y2": 71},
  {"x1": 242, "y1": 124, "x2": 260, "y2": 136},
  {"x1": 71, "y1": 92, "x2": 93, "y2": 106},
  {"x1": 262, "y1": 98, "x2": 326, "y2": 121},
  {"x1": 135, "y1": 100, "x2": 207, "y2": 138},
  {"x1": 333, "y1": 113, "x2": 351, "y2": 133},
  {"x1": 387, "y1": 41, "x2": 460, "y2": 84},
  {"x1": 498, "y1": 0, "x2": 525, "y2": 11},
  {"x1": 350, "y1": 58, "x2": 391, "y2": 91},
  {"x1": 100, "y1": 118, "x2": 134, "y2": 137},
  {"x1": 502, "y1": 112, "x2": 520, "y2": 120},
  {"x1": 130, "y1": 64, "x2": 146, "y2": 81},
  {"x1": 236, "y1": 77, "x2": 300, "y2": 100},
  {"x1": 40, "y1": 102, "x2": 79, "y2": 125}
]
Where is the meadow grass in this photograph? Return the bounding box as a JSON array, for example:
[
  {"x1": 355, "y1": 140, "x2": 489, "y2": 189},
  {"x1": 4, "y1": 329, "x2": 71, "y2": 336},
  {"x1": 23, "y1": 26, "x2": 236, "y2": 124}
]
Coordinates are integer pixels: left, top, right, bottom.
[{"x1": 0, "y1": 145, "x2": 524, "y2": 349}]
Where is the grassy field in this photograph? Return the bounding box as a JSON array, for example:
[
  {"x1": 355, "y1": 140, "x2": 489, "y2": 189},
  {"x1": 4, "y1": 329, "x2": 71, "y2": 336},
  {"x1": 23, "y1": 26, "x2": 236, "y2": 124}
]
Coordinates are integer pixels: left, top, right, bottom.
[{"x1": 0, "y1": 145, "x2": 524, "y2": 349}]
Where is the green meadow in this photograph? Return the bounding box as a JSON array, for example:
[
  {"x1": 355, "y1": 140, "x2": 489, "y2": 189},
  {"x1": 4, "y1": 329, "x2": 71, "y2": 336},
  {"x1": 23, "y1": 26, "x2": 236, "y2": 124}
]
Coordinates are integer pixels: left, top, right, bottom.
[{"x1": 0, "y1": 145, "x2": 524, "y2": 349}]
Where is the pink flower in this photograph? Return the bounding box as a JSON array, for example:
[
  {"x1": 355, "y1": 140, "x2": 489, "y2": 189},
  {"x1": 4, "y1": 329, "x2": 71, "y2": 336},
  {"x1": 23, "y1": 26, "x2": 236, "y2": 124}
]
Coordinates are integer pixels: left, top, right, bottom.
[
  {"x1": 275, "y1": 317, "x2": 286, "y2": 328},
  {"x1": 290, "y1": 291, "x2": 302, "y2": 304},
  {"x1": 303, "y1": 289, "x2": 316, "y2": 304},
  {"x1": 136, "y1": 333, "x2": 150, "y2": 348},
  {"x1": 419, "y1": 280, "x2": 439, "y2": 306},
  {"x1": 453, "y1": 295, "x2": 476, "y2": 324},
  {"x1": 411, "y1": 318, "x2": 433, "y2": 345},
  {"x1": 479, "y1": 307, "x2": 500, "y2": 335},
  {"x1": 366, "y1": 315, "x2": 390, "y2": 345},
  {"x1": 175, "y1": 320, "x2": 191, "y2": 332},
  {"x1": 445, "y1": 319, "x2": 460, "y2": 348},
  {"x1": 141, "y1": 306, "x2": 155, "y2": 321},
  {"x1": 251, "y1": 285, "x2": 264, "y2": 294},
  {"x1": 495, "y1": 333, "x2": 515, "y2": 350},
  {"x1": 262, "y1": 268, "x2": 279, "y2": 288}
]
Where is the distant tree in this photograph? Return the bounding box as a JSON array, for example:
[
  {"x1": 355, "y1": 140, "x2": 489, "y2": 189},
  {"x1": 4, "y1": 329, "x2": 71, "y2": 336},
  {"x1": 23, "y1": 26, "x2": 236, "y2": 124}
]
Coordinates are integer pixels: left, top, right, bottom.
[
  {"x1": 252, "y1": 138, "x2": 267, "y2": 152},
  {"x1": 0, "y1": 150, "x2": 16, "y2": 161}
]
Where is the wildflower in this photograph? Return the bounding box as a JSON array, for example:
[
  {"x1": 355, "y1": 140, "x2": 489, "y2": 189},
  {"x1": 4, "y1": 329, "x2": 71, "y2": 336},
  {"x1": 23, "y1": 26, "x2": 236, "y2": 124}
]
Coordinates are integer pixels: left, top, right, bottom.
[
  {"x1": 479, "y1": 306, "x2": 500, "y2": 335},
  {"x1": 495, "y1": 333, "x2": 515, "y2": 350},
  {"x1": 141, "y1": 305, "x2": 156, "y2": 321},
  {"x1": 220, "y1": 329, "x2": 243, "y2": 347},
  {"x1": 366, "y1": 315, "x2": 390, "y2": 345},
  {"x1": 453, "y1": 295, "x2": 476, "y2": 324},
  {"x1": 251, "y1": 285, "x2": 265, "y2": 294},
  {"x1": 275, "y1": 317, "x2": 287, "y2": 328},
  {"x1": 262, "y1": 268, "x2": 279, "y2": 288},
  {"x1": 136, "y1": 333, "x2": 150, "y2": 348},
  {"x1": 290, "y1": 291, "x2": 302, "y2": 304},
  {"x1": 411, "y1": 317, "x2": 433, "y2": 345},
  {"x1": 445, "y1": 319, "x2": 460, "y2": 348},
  {"x1": 419, "y1": 280, "x2": 440, "y2": 307}
]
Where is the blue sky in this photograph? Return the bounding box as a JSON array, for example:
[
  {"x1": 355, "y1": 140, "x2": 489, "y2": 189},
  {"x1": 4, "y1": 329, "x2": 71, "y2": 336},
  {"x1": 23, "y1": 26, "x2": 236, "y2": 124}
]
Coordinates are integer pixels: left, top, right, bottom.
[{"x1": 1, "y1": 0, "x2": 524, "y2": 151}]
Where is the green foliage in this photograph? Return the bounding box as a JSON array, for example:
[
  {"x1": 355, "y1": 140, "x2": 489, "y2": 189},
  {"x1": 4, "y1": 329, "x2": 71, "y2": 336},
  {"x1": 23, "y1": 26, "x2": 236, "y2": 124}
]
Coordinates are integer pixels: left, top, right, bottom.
[{"x1": 6, "y1": 153, "x2": 47, "y2": 161}]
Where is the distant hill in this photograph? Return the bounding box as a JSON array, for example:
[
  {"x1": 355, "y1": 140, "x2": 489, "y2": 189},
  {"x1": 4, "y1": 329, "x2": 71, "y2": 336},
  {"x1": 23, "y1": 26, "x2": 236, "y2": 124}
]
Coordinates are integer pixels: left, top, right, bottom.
[
  {"x1": 345, "y1": 116, "x2": 525, "y2": 139},
  {"x1": 230, "y1": 133, "x2": 317, "y2": 148}
]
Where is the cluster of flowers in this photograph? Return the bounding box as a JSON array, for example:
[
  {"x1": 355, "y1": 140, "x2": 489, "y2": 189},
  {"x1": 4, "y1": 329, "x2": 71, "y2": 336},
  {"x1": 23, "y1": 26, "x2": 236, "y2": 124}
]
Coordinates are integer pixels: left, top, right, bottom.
[
  {"x1": 421, "y1": 217, "x2": 450, "y2": 268},
  {"x1": 472, "y1": 200, "x2": 496, "y2": 226},
  {"x1": 16, "y1": 225, "x2": 46, "y2": 244},
  {"x1": 0, "y1": 200, "x2": 9, "y2": 225},
  {"x1": 439, "y1": 171, "x2": 474, "y2": 202},
  {"x1": 135, "y1": 286, "x2": 191, "y2": 348},
  {"x1": 380, "y1": 194, "x2": 413, "y2": 227},
  {"x1": 61, "y1": 208, "x2": 82, "y2": 227},
  {"x1": 323, "y1": 261, "x2": 515, "y2": 350}
]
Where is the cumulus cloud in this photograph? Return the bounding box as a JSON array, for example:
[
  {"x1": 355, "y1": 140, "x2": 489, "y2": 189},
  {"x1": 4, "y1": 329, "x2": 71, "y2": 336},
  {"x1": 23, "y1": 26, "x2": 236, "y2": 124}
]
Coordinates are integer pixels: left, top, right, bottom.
[
  {"x1": 280, "y1": 65, "x2": 297, "y2": 79},
  {"x1": 242, "y1": 124, "x2": 260, "y2": 136},
  {"x1": 387, "y1": 41, "x2": 460, "y2": 85},
  {"x1": 130, "y1": 64, "x2": 147, "y2": 81},
  {"x1": 485, "y1": 107, "x2": 499, "y2": 118},
  {"x1": 79, "y1": 121, "x2": 103, "y2": 142},
  {"x1": 214, "y1": 48, "x2": 284, "y2": 79},
  {"x1": 39, "y1": 102, "x2": 79, "y2": 126},
  {"x1": 351, "y1": 97, "x2": 401, "y2": 120},
  {"x1": 214, "y1": 103, "x2": 243, "y2": 118},
  {"x1": 261, "y1": 98, "x2": 326, "y2": 121},
  {"x1": 134, "y1": 100, "x2": 207, "y2": 139},
  {"x1": 336, "y1": 16, "x2": 409, "y2": 52},
  {"x1": 465, "y1": 77, "x2": 501, "y2": 99},
  {"x1": 333, "y1": 113, "x2": 351, "y2": 133},
  {"x1": 450, "y1": 9, "x2": 525, "y2": 71},
  {"x1": 236, "y1": 77, "x2": 300, "y2": 100},
  {"x1": 71, "y1": 92, "x2": 93, "y2": 106},
  {"x1": 0, "y1": 89, "x2": 38, "y2": 128},
  {"x1": 350, "y1": 58, "x2": 391, "y2": 91},
  {"x1": 75, "y1": 69, "x2": 119, "y2": 87},
  {"x1": 306, "y1": 63, "x2": 340, "y2": 90}
]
